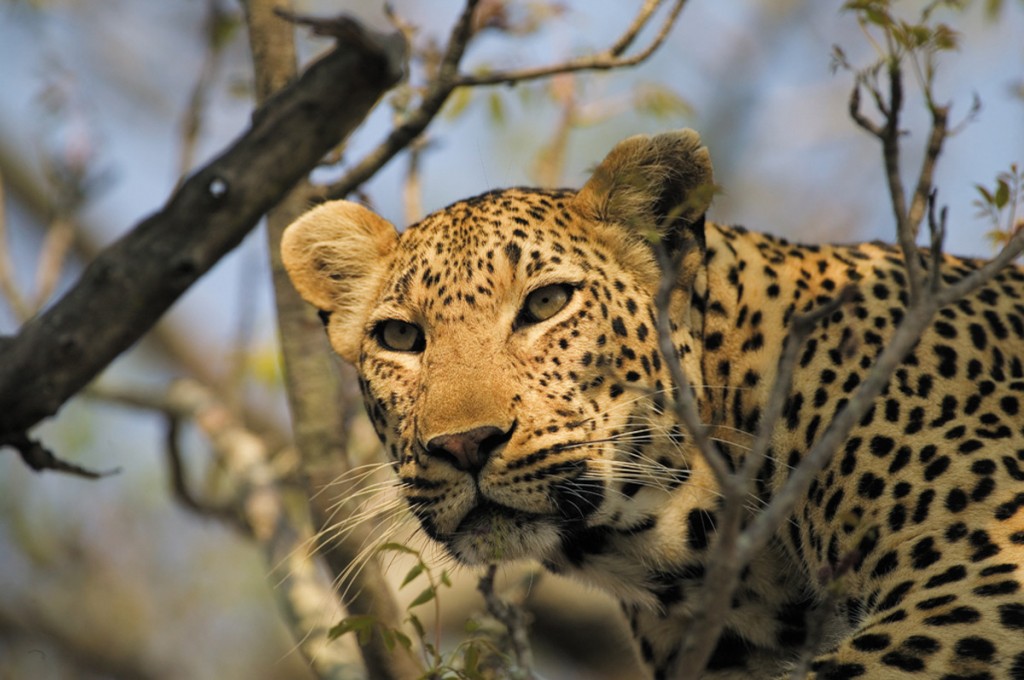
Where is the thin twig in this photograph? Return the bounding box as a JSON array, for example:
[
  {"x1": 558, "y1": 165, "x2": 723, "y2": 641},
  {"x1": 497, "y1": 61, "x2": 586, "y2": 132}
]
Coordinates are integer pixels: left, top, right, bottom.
[
  {"x1": 175, "y1": 0, "x2": 230, "y2": 188},
  {"x1": 164, "y1": 411, "x2": 241, "y2": 524},
  {"x1": 402, "y1": 136, "x2": 427, "y2": 225},
  {"x1": 31, "y1": 215, "x2": 75, "y2": 311},
  {"x1": 455, "y1": 0, "x2": 686, "y2": 87},
  {"x1": 653, "y1": 246, "x2": 731, "y2": 486},
  {"x1": 927, "y1": 190, "x2": 946, "y2": 293}
]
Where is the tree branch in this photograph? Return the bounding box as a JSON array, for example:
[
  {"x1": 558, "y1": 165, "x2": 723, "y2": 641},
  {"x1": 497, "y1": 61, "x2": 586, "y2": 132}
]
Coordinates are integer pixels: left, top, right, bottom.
[
  {"x1": 478, "y1": 564, "x2": 536, "y2": 679},
  {"x1": 0, "y1": 16, "x2": 404, "y2": 445},
  {"x1": 675, "y1": 46, "x2": 1021, "y2": 679},
  {"x1": 324, "y1": 0, "x2": 482, "y2": 201}
]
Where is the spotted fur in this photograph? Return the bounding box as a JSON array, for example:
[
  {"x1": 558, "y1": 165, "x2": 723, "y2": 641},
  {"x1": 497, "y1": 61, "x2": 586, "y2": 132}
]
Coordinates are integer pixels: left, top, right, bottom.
[{"x1": 282, "y1": 130, "x2": 1024, "y2": 679}]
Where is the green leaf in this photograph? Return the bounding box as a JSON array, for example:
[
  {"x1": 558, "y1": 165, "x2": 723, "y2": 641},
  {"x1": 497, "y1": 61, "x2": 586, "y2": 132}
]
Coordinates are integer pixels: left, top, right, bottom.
[
  {"x1": 995, "y1": 179, "x2": 1011, "y2": 209},
  {"x1": 409, "y1": 586, "x2": 437, "y2": 608},
  {"x1": 409, "y1": 613, "x2": 427, "y2": 640},
  {"x1": 487, "y1": 92, "x2": 506, "y2": 125},
  {"x1": 328, "y1": 615, "x2": 376, "y2": 641},
  {"x1": 976, "y1": 184, "x2": 995, "y2": 204},
  {"x1": 463, "y1": 643, "x2": 481, "y2": 673},
  {"x1": 380, "y1": 626, "x2": 396, "y2": 652},
  {"x1": 932, "y1": 24, "x2": 959, "y2": 51},
  {"x1": 378, "y1": 542, "x2": 420, "y2": 557},
  {"x1": 443, "y1": 87, "x2": 473, "y2": 121},
  {"x1": 393, "y1": 629, "x2": 413, "y2": 651},
  {"x1": 634, "y1": 83, "x2": 693, "y2": 120},
  {"x1": 401, "y1": 563, "x2": 425, "y2": 589},
  {"x1": 440, "y1": 570, "x2": 452, "y2": 588}
]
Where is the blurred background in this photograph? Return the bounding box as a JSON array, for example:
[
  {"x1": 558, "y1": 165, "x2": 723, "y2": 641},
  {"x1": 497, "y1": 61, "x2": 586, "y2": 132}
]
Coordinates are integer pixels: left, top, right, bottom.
[{"x1": 0, "y1": 0, "x2": 1022, "y2": 678}]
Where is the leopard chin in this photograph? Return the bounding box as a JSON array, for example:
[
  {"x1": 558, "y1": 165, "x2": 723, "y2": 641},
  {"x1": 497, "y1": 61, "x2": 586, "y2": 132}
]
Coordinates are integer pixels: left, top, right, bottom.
[{"x1": 446, "y1": 502, "x2": 562, "y2": 564}]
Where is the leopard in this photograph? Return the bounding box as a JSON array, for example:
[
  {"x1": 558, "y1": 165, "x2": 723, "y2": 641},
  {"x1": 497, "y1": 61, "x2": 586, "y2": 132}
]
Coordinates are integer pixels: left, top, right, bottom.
[{"x1": 281, "y1": 129, "x2": 1024, "y2": 679}]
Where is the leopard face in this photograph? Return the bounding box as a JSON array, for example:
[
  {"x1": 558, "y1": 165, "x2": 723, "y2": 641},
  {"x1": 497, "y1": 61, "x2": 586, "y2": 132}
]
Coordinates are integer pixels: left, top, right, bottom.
[{"x1": 283, "y1": 129, "x2": 1024, "y2": 680}]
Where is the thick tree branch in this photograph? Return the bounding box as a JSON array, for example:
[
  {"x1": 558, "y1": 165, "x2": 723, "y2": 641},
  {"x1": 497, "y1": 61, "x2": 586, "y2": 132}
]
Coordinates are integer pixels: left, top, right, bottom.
[
  {"x1": 244, "y1": 3, "x2": 422, "y2": 679},
  {"x1": 0, "y1": 18, "x2": 404, "y2": 443}
]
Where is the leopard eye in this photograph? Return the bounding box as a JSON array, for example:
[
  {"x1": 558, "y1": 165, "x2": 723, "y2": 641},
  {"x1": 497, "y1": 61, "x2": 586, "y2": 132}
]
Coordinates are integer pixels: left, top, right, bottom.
[
  {"x1": 376, "y1": 319, "x2": 425, "y2": 352},
  {"x1": 520, "y1": 284, "x2": 573, "y2": 325}
]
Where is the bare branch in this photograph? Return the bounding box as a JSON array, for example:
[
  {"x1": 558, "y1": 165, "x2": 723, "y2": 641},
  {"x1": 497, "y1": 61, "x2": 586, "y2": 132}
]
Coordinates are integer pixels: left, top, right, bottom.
[
  {"x1": 937, "y1": 225, "x2": 1024, "y2": 305},
  {"x1": 848, "y1": 83, "x2": 884, "y2": 138},
  {"x1": 324, "y1": 0, "x2": 688, "y2": 200},
  {"x1": 324, "y1": 0, "x2": 482, "y2": 200},
  {"x1": 478, "y1": 564, "x2": 536, "y2": 679},
  {"x1": 907, "y1": 103, "x2": 949, "y2": 245},
  {"x1": 92, "y1": 377, "x2": 365, "y2": 677},
  {"x1": 164, "y1": 411, "x2": 241, "y2": 523},
  {"x1": 676, "y1": 286, "x2": 857, "y2": 677},
  {"x1": 608, "y1": 0, "x2": 663, "y2": 56},
  {"x1": 31, "y1": 215, "x2": 75, "y2": 311},
  {"x1": 402, "y1": 136, "x2": 427, "y2": 225},
  {"x1": 927, "y1": 190, "x2": 946, "y2": 293}
]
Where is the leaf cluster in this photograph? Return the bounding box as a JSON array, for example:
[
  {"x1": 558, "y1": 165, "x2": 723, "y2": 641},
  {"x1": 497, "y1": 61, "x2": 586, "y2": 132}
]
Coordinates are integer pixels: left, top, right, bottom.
[
  {"x1": 975, "y1": 163, "x2": 1024, "y2": 251},
  {"x1": 328, "y1": 543, "x2": 512, "y2": 680},
  {"x1": 835, "y1": 0, "x2": 966, "y2": 104}
]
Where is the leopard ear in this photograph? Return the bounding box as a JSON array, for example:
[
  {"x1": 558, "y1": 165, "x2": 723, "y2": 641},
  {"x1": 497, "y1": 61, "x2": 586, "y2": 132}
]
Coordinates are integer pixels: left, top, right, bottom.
[
  {"x1": 281, "y1": 200, "x2": 398, "y2": 363},
  {"x1": 573, "y1": 129, "x2": 714, "y2": 254}
]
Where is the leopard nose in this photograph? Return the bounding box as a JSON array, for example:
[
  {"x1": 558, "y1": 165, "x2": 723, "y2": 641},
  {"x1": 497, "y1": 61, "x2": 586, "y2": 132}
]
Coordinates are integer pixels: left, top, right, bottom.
[{"x1": 425, "y1": 424, "x2": 513, "y2": 472}]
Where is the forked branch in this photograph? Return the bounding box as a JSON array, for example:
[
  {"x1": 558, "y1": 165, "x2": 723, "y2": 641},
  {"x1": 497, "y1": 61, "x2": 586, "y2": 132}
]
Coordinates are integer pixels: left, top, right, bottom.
[{"x1": 324, "y1": 0, "x2": 689, "y2": 201}]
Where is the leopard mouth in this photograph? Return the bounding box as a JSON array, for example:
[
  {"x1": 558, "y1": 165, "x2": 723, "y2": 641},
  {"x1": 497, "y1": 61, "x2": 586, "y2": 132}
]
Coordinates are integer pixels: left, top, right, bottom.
[{"x1": 443, "y1": 470, "x2": 606, "y2": 564}]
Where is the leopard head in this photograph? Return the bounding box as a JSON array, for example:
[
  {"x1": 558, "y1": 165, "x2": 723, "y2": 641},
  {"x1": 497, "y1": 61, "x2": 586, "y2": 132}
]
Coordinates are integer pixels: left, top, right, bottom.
[{"x1": 282, "y1": 130, "x2": 716, "y2": 572}]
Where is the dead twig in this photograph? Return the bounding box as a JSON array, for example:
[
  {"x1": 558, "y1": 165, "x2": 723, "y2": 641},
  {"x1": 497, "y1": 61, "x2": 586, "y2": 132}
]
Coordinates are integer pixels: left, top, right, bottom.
[
  {"x1": 675, "y1": 286, "x2": 857, "y2": 675},
  {"x1": 324, "y1": 0, "x2": 482, "y2": 200},
  {"x1": 653, "y1": 247, "x2": 731, "y2": 487},
  {"x1": 0, "y1": 432, "x2": 117, "y2": 479},
  {"x1": 0, "y1": 172, "x2": 76, "y2": 323}
]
